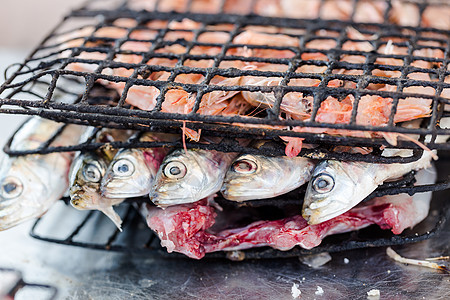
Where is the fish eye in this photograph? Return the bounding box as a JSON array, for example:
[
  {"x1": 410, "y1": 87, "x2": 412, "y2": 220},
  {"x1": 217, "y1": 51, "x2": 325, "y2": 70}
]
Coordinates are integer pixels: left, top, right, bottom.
[
  {"x1": 312, "y1": 173, "x2": 335, "y2": 194},
  {"x1": 0, "y1": 177, "x2": 23, "y2": 199},
  {"x1": 112, "y1": 159, "x2": 135, "y2": 177},
  {"x1": 163, "y1": 161, "x2": 187, "y2": 179},
  {"x1": 232, "y1": 158, "x2": 258, "y2": 174},
  {"x1": 82, "y1": 164, "x2": 101, "y2": 182}
]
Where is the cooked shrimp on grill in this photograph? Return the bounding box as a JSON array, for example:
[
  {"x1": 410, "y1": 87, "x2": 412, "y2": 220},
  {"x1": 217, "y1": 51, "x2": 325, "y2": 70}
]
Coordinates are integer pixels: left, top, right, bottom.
[
  {"x1": 58, "y1": 5, "x2": 444, "y2": 157},
  {"x1": 281, "y1": 94, "x2": 432, "y2": 157},
  {"x1": 63, "y1": 20, "x2": 248, "y2": 119},
  {"x1": 232, "y1": 30, "x2": 298, "y2": 61},
  {"x1": 422, "y1": 5, "x2": 450, "y2": 30},
  {"x1": 127, "y1": 0, "x2": 450, "y2": 30}
]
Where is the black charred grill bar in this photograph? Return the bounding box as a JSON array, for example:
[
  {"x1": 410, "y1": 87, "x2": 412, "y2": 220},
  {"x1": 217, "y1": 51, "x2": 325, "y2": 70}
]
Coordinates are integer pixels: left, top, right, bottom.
[{"x1": 0, "y1": 0, "x2": 449, "y2": 159}]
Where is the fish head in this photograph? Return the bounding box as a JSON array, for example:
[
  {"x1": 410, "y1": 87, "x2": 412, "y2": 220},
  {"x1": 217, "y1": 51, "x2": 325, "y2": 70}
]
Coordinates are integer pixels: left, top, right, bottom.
[
  {"x1": 303, "y1": 160, "x2": 360, "y2": 224},
  {"x1": 221, "y1": 154, "x2": 273, "y2": 200},
  {"x1": 0, "y1": 154, "x2": 59, "y2": 230},
  {"x1": 101, "y1": 149, "x2": 155, "y2": 198},
  {"x1": 150, "y1": 149, "x2": 220, "y2": 207},
  {"x1": 69, "y1": 152, "x2": 107, "y2": 210},
  {"x1": 221, "y1": 154, "x2": 314, "y2": 201}
]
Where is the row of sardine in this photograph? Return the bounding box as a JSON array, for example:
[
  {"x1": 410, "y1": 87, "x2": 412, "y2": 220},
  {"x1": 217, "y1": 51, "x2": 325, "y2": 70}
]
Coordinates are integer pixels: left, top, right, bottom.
[{"x1": 0, "y1": 117, "x2": 438, "y2": 231}]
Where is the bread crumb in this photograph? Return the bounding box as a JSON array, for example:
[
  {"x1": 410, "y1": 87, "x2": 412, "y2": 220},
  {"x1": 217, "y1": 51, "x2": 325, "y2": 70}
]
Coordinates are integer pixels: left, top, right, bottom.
[{"x1": 291, "y1": 283, "x2": 301, "y2": 298}]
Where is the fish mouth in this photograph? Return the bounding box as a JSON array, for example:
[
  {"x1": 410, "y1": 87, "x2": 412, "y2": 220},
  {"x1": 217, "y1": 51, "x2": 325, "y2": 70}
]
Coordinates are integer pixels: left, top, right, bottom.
[
  {"x1": 70, "y1": 191, "x2": 98, "y2": 210},
  {"x1": 221, "y1": 178, "x2": 271, "y2": 200},
  {"x1": 302, "y1": 205, "x2": 347, "y2": 225},
  {"x1": 302, "y1": 207, "x2": 321, "y2": 224},
  {"x1": 70, "y1": 196, "x2": 88, "y2": 210},
  {"x1": 307, "y1": 199, "x2": 332, "y2": 210},
  {"x1": 301, "y1": 195, "x2": 337, "y2": 224},
  {"x1": 150, "y1": 191, "x2": 199, "y2": 207},
  {"x1": 103, "y1": 189, "x2": 148, "y2": 199},
  {"x1": 101, "y1": 181, "x2": 130, "y2": 198},
  {"x1": 221, "y1": 186, "x2": 276, "y2": 202},
  {"x1": 100, "y1": 174, "x2": 114, "y2": 189},
  {"x1": 101, "y1": 178, "x2": 152, "y2": 199}
]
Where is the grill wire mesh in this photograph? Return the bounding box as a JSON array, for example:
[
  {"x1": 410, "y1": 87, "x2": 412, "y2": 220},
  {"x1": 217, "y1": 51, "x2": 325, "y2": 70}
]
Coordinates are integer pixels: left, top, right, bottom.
[
  {"x1": 0, "y1": 268, "x2": 58, "y2": 300},
  {"x1": 1, "y1": 0, "x2": 450, "y2": 161},
  {"x1": 0, "y1": 0, "x2": 449, "y2": 258},
  {"x1": 29, "y1": 169, "x2": 449, "y2": 260}
]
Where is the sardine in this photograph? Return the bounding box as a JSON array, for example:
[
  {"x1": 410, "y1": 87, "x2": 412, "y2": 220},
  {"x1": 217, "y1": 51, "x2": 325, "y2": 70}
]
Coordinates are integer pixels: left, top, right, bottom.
[
  {"x1": 221, "y1": 154, "x2": 315, "y2": 201},
  {"x1": 150, "y1": 149, "x2": 236, "y2": 207},
  {"x1": 0, "y1": 117, "x2": 86, "y2": 230},
  {"x1": 302, "y1": 149, "x2": 434, "y2": 225},
  {"x1": 100, "y1": 132, "x2": 176, "y2": 198},
  {"x1": 69, "y1": 128, "x2": 133, "y2": 230}
]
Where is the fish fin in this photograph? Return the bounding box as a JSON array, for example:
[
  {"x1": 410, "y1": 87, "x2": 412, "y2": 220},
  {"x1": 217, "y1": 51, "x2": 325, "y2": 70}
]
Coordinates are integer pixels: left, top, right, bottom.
[{"x1": 100, "y1": 206, "x2": 123, "y2": 232}]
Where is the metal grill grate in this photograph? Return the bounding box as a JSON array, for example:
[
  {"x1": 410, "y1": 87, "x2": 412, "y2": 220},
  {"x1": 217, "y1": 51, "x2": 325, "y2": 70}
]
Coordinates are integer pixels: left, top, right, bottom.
[
  {"x1": 0, "y1": 268, "x2": 58, "y2": 300},
  {"x1": 1, "y1": 0, "x2": 450, "y2": 159},
  {"x1": 1, "y1": 0, "x2": 449, "y2": 259},
  {"x1": 3, "y1": 119, "x2": 428, "y2": 163},
  {"x1": 29, "y1": 170, "x2": 450, "y2": 260}
]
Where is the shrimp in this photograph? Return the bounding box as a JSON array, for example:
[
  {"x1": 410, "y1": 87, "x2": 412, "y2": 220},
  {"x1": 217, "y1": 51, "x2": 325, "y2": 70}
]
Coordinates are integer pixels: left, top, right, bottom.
[
  {"x1": 128, "y1": 0, "x2": 158, "y2": 11},
  {"x1": 62, "y1": 21, "x2": 245, "y2": 116},
  {"x1": 59, "y1": 11, "x2": 441, "y2": 157},
  {"x1": 251, "y1": 0, "x2": 321, "y2": 19},
  {"x1": 320, "y1": 0, "x2": 354, "y2": 20},
  {"x1": 232, "y1": 30, "x2": 298, "y2": 61},
  {"x1": 190, "y1": 0, "x2": 223, "y2": 13},
  {"x1": 281, "y1": 93, "x2": 431, "y2": 157},
  {"x1": 126, "y1": 0, "x2": 449, "y2": 31},
  {"x1": 422, "y1": 5, "x2": 450, "y2": 30},
  {"x1": 253, "y1": 0, "x2": 284, "y2": 17},
  {"x1": 157, "y1": 0, "x2": 189, "y2": 12},
  {"x1": 129, "y1": 0, "x2": 227, "y2": 14},
  {"x1": 315, "y1": 94, "x2": 431, "y2": 126},
  {"x1": 353, "y1": 0, "x2": 387, "y2": 23},
  {"x1": 389, "y1": 0, "x2": 420, "y2": 27},
  {"x1": 319, "y1": 0, "x2": 443, "y2": 28},
  {"x1": 240, "y1": 66, "x2": 339, "y2": 120},
  {"x1": 223, "y1": 0, "x2": 253, "y2": 14},
  {"x1": 280, "y1": 0, "x2": 320, "y2": 19}
]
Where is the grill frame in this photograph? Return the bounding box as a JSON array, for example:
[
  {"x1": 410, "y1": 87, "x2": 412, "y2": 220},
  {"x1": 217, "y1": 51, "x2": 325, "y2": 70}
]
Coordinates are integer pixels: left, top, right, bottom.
[
  {"x1": 28, "y1": 170, "x2": 450, "y2": 260},
  {"x1": 3, "y1": 118, "x2": 430, "y2": 163},
  {"x1": 0, "y1": 0, "x2": 449, "y2": 260},
  {"x1": 1, "y1": 0, "x2": 450, "y2": 159},
  {"x1": 0, "y1": 268, "x2": 58, "y2": 300}
]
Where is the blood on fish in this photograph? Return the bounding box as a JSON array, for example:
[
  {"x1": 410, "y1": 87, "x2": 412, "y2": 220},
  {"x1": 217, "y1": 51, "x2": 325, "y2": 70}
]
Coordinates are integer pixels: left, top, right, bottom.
[{"x1": 145, "y1": 188, "x2": 430, "y2": 259}]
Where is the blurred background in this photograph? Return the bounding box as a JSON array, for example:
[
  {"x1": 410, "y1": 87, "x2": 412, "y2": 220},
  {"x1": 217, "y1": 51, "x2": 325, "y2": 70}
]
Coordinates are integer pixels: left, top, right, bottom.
[
  {"x1": 0, "y1": 1, "x2": 85, "y2": 48},
  {"x1": 0, "y1": 1, "x2": 84, "y2": 144}
]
